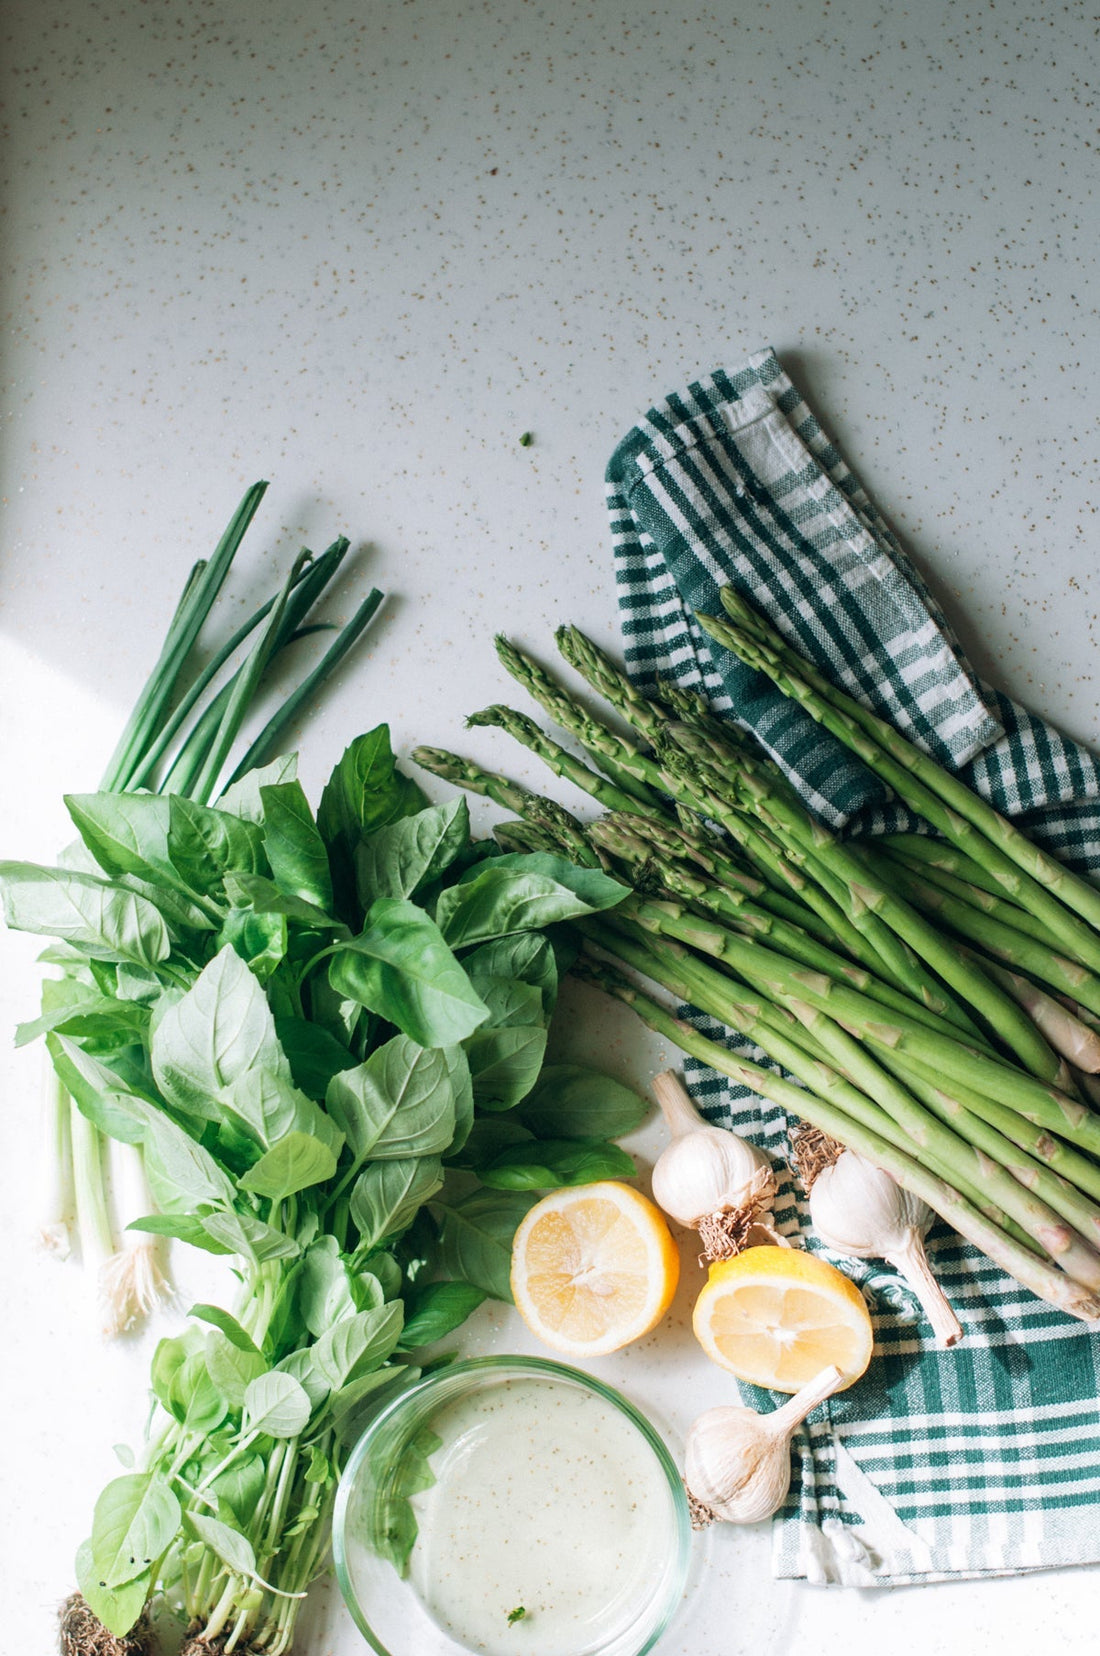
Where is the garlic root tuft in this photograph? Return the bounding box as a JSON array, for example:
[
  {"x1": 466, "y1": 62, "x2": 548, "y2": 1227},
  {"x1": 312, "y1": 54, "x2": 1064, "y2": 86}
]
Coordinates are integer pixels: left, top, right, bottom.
[{"x1": 788, "y1": 1120, "x2": 844, "y2": 1192}]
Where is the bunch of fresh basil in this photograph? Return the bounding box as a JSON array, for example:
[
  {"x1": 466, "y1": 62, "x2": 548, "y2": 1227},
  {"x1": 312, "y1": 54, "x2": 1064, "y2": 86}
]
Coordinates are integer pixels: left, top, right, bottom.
[{"x1": 0, "y1": 725, "x2": 643, "y2": 1652}]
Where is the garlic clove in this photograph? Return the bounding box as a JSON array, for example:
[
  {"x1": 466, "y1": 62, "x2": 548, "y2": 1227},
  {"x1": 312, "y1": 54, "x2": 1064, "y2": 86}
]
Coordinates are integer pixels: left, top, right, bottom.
[
  {"x1": 651, "y1": 1071, "x2": 780, "y2": 1261},
  {"x1": 685, "y1": 1404, "x2": 795, "y2": 1526},
  {"x1": 810, "y1": 1150, "x2": 963, "y2": 1349},
  {"x1": 685, "y1": 1364, "x2": 843, "y2": 1526}
]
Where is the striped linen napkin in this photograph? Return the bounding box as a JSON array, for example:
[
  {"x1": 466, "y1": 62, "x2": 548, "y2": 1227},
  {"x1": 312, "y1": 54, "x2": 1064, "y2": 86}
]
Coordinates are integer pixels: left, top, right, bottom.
[{"x1": 605, "y1": 348, "x2": 1100, "y2": 1584}]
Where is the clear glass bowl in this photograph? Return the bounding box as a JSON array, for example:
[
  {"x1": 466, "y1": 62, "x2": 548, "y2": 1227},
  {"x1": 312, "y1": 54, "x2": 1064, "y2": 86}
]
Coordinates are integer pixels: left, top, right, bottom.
[{"x1": 333, "y1": 1355, "x2": 692, "y2": 1656}]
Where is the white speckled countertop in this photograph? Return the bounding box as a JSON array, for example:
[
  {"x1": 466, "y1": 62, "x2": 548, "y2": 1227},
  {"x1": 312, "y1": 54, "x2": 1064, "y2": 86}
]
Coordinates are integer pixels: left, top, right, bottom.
[{"x1": 2, "y1": 1, "x2": 1098, "y2": 1651}]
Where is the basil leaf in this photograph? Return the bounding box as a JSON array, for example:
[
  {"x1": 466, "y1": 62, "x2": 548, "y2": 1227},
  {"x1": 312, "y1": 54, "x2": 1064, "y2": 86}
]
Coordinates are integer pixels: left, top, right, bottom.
[
  {"x1": 328, "y1": 899, "x2": 489, "y2": 1048},
  {"x1": 260, "y1": 780, "x2": 334, "y2": 912},
  {"x1": 312, "y1": 1303, "x2": 404, "y2": 1389},
  {"x1": 477, "y1": 1137, "x2": 636, "y2": 1190},
  {"x1": 114, "y1": 963, "x2": 164, "y2": 1003},
  {"x1": 470, "y1": 976, "x2": 547, "y2": 1030},
  {"x1": 445, "y1": 1117, "x2": 535, "y2": 1171},
  {"x1": 371, "y1": 1489, "x2": 420, "y2": 1576},
  {"x1": 169, "y1": 1352, "x2": 228, "y2": 1434},
  {"x1": 142, "y1": 1113, "x2": 238, "y2": 1209},
  {"x1": 329, "y1": 1366, "x2": 414, "y2": 1443},
  {"x1": 201, "y1": 1210, "x2": 301, "y2": 1265},
  {"x1": 186, "y1": 1512, "x2": 257, "y2": 1581},
  {"x1": 326, "y1": 1036, "x2": 458, "y2": 1165},
  {"x1": 151, "y1": 945, "x2": 291, "y2": 1121},
  {"x1": 189, "y1": 1304, "x2": 261, "y2": 1354},
  {"x1": 274, "y1": 1347, "x2": 330, "y2": 1411},
  {"x1": 217, "y1": 907, "x2": 288, "y2": 981},
  {"x1": 222, "y1": 871, "x2": 343, "y2": 929},
  {"x1": 60, "y1": 795, "x2": 216, "y2": 934},
  {"x1": 119, "y1": 872, "x2": 219, "y2": 935},
  {"x1": 206, "y1": 1454, "x2": 266, "y2": 1527},
  {"x1": 0, "y1": 860, "x2": 170, "y2": 969},
  {"x1": 435, "y1": 853, "x2": 627, "y2": 947},
  {"x1": 463, "y1": 932, "x2": 558, "y2": 1017},
  {"x1": 446, "y1": 1043, "x2": 475, "y2": 1157},
  {"x1": 275, "y1": 1017, "x2": 358, "y2": 1100},
  {"x1": 16, "y1": 985, "x2": 151, "y2": 1049},
  {"x1": 366, "y1": 1249, "x2": 404, "y2": 1302},
  {"x1": 355, "y1": 795, "x2": 469, "y2": 903},
  {"x1": 205, "y1": 1330, "x2": 269, "y2": 1409},
  {"x1": 150, "y1": 1330, "x2": 199, "y2": 1414},
  {"x1": 515, "y1": 1064, "x2": 649, "y2": 1141},
  {"x1": 226, "y1": 1068, "x2": 344, "y2": 1160},
  {"x1": 63, "y1": 792, "x2": 176, "y2": 889},
  {"x1": 166, "y1": 794, "x2": 267, "y2": 895},
  {"x1": 297, "y1": 1236, "x2": 360, "y2": 1338},
  {"x1": 127, "y1": 1213, "x2": 235, "y2": 1255},
  {"x1": 47, "y1": 1035, "x2": 151, "y2": 1145},
  {"x1": 397, "y1": 1281, "x2": 486, "y2": 1350},
  {"x1": 75, "y1": 1539, "x2": 150, "y2": 1638},
  {"x1": 216, "y1": 755, "x2": 299, "y2": 823},
  {"x1": 433, "y1": 1189, "x2": 536, "y2": 1301},
  {"x1": 91, "y1": 1473, "x2": 181, "y2": 1590},
  {"x1": 238, "y1": 1130, "x2": 339, "y2": 1201},
  {"x1": 318, "y1": 726, "x2": 426, "y2": 911},
  {"x1": 349, "y1": 1156, "x2": 444, "y2": 1251},
  {"x1": 464, "y1": 1023, "x2": 548, "y2": 1110},
  {"x1": 242, "y1": 1371, "x2": 313, "y2": 1438}
]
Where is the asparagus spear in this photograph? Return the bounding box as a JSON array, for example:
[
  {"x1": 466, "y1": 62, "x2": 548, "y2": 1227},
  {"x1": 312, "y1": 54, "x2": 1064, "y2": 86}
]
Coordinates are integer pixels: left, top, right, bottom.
[
  {"x1": 468, "y1": 703, "x2": 656, "y2": 816},
  {"x1": 968, "y1": 956, "x2": 1100, "y2": 1071},
  {"x1": 877, "y1": 855, "x2": 1100, "y2": 1018},
  {"x1": 600, "y1": 806, "x2": 868, "y2": 952},
  {"x1": 596, "y1": 906, "x2": 1100, "y2": 1287},
  {"x1": 589, "y1": 814, "x2": 991, "y2": 1044},
  {"x1": 573, "y1": 953, "x2": 1100, "y2": 1322},
  {"x1": 881, "y1": 835, "x2": 1065, "y2": 947},
  {"x1": 494, "y1": 635, "x2": 663, "y2": 806},
  {"x1": 615, "y1": 895, "x2": 1100, "y2": 1152},
  {"x1": 499, "y1": 632, "x2": 945, "y2": 995},
  {"x1": 702, "y1": 590, "x2": 1100, "y2": 958},
  {"x1": 870, "y1": 1045, "x2": 1100, "y2": 1240},
  {"x1": 557, "y1": 625, "x2": 1053, "y2": 1068},
  {"x1": 661, "y1": 714, "x2": 1059, "y2": 1078}
]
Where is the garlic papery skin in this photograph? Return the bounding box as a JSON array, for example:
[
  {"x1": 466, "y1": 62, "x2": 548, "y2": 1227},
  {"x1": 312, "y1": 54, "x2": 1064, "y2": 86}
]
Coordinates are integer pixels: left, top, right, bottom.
[
  {"x1": 650, "y1": 1071, "x2": 783, "y2": 1260},
  {"x1": 809, "y1": 1150, "x2": 963, "y2": 1348},
  {"x1": 685, "y1": 1364, "x2": 843, "y2": 1526}
]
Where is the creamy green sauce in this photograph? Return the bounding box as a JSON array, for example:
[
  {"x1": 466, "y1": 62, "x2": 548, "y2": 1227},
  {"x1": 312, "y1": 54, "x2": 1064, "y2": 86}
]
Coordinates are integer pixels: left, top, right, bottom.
[{"x1": 406, "y1": 1377, "x2": 674, "y2": 1655}]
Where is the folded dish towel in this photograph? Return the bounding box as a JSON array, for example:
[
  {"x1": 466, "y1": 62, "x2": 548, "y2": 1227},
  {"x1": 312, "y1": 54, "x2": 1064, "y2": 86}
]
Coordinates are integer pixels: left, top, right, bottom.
[{"x1": 606, "y1": 348, "x2": 1100, "y2": 1585}]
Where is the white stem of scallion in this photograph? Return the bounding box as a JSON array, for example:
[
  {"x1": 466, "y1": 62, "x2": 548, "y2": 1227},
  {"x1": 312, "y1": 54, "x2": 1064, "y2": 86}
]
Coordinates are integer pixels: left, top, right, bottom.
[
  {"x1": 69, "y1": 1099, "x2": 115, "y2": 1288},
  {"x1": 39, "y1": 1060, "x2": 74, "y2": 1260}
]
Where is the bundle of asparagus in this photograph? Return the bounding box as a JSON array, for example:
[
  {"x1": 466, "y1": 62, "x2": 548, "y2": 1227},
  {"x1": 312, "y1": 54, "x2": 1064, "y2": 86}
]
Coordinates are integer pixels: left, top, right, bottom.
[{"x1": 413, "y1": 588, "x2": 1100, "y2": 1326}]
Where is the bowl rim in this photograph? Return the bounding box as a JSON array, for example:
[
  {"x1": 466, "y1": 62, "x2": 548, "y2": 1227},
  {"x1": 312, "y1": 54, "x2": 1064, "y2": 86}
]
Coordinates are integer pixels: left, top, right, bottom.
[{"x1": 332, "y1": 1352, "x2": 693, "y2": 1656}]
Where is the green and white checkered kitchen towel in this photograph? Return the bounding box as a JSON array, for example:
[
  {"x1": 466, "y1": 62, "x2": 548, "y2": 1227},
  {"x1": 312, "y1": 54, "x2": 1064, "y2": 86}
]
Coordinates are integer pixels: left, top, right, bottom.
[{"x1": 606, "y1": 347, "x2": 1100, "y2": 1585}]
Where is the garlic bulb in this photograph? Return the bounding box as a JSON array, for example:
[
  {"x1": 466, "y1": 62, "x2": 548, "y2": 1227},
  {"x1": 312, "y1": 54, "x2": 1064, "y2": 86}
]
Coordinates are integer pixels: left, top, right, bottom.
[
  {"x1": 650, "y1": 1071, "x2": 784, "y2": 1260},
  {"x1": 685, "y1": 1364, "x2": 843, "y2": 1526},
  {"x1": 809, "y1": 1150, "x2": 963, "y2": 1348}
]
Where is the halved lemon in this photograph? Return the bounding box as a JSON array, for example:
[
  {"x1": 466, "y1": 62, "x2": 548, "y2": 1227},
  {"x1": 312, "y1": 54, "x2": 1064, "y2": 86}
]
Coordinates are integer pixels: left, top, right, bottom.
[
  {"x1": 510, "y1": 1181, "x2": 680, "y2": 1356},
  {"x1": 692, "y1": 1245, "x2": 873, "y2": 1392}
]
